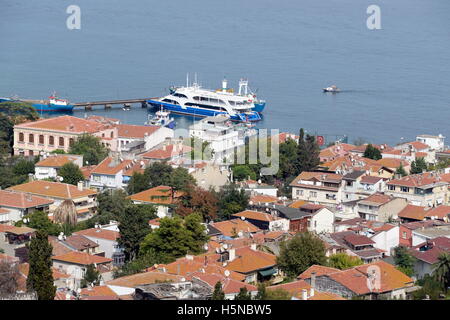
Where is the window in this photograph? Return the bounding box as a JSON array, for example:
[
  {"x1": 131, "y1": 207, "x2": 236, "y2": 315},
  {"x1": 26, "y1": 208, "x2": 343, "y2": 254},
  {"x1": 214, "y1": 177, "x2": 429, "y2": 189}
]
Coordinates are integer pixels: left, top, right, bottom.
[
  {"x1": 400, "y1": 186, "x2": 409, "y2": 193},
  {"x1": 59, "y1": 137, "x2": 65, "y2": 147},
  {"x1": 296, "y1": 189, "x2": 303, "y2": 196},
  {"x1": 19, "y1": 132, "x2": 24, "y2": 142},
  {"x1": 49, "y1": 136, "x2": 54, "y2": 145},
  {"x1": 39, "y1": 135, "x2": 44, "y2": 144},
  {"x1": 173, "y1": 93, "x2": 187, "y2": 99},
  {"x1": 388, "y1": 185, "x2": 395, "y2": 191},
  {"x1": 110, "y1": 131, "x2": 114, "y2": 138},
  {"x1": 310, "y1": 191, "x2": 317, "y2": 198},
  {"x1": 402, "y1": 231, "x2": 407, "y2": 239},
  {"x1": 29, "y1": 150, "x2": 33, "y2": 156},
  {"x1": 28, "y1": 134, "x2": 34, "y2": 143},
  {"x1": 69, "y1": 138, "x2": 74, "y2": 146}
]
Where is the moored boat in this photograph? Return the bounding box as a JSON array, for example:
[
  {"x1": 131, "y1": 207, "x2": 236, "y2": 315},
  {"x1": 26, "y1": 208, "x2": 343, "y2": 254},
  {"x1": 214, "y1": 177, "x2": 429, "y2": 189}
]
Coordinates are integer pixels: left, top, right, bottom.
[
  {"x1": 145, "y1": 107, "x2": 176, "y2": 129},
  {"x1": 0, "y1": 93, "x2": 74, "y2": 112},
  {"x1": 323, "y1": 85, "x2": 340, "y2": 93}
]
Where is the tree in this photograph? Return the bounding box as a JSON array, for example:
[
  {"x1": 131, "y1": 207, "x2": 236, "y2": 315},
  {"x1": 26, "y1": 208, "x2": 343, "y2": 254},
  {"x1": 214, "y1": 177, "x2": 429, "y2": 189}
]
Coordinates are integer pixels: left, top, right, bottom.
[
  {"x1": 413, "y1": 274, "x2": 445, "y2": 300},
  {"x1": 117, "y1": 204, "x2": 152, "y2": 262},
  {"x1": 53, "y1": 199, "x2": 78, "y2": 226},
  {"x1": 211, "y1": 281, "x2": 225, "y2": 300},
  {"x1": 433, "y1": 252, "x2": 450, "y2": 292},
  {"x1": 410, "y1": 157, "x2": 427, "y2": 174},
  {"x1": 97, "y1": 189, "x2": 131, "y2": 221},
  {"x1": 140, "y1": 215, "x2": 208, "y2": 260},
  {"x1": 69, "y1": 133, "x2": 108, "y2": 165},
  {"x1": 363, "y1": 144, "x2": 382, "y2": 160},
  {"x1": 144, "y1": 162, "x2": 173, "y2": 188},
  {"x1": 127, "y1": 172, "x2": 149, "y2": 194},
  {"x1": 235, "y1": 287, "x2": 252, "y2": 300},
  {"x1": 296, "y1": 128, "x2": 320, "y2": 174},
  {"x1": 176, "y1": 186, "x2": 218, "y2": 222},
  {"x1": 216, "y1": 183, "x2": 249, "y2": 221},
  {"x1": 12, "y1": 159, "x2": 35, "y2": 176},
  {"x1": 21, "y1": 210, "x2": 62, "y2": 236},
  {"x1": 277, "y1": 232, "x2": 327, "y2": 278},
  {"x1": 393, "y1": 246, "x2": 416, "y2": 276},
  {"x1": 277, "y1": 138, "x2": 299, "y2": 180},
  {"x1": 0, "y1": 261, "x2": 20, "y2": 296},
  {"x1": 255, "y1": 283, "x2": 267, "y2": 300},
  {"x1": 395, "y1": 163, "x2": 408, "y2": 177},
  {"x1": 232, "y1": 165, "x2": 257, "y2": 181},
  {"x1": 113, "y1": 248, "x2": 171, "y2": 278},
  {"x1": 328, "y1": 253, "x2": 363, "y2": 270},
  {"x1": 265, "y1": 288, "x2": 292, "y2": 300},
  {"x1": 80, "y1": 264, "x2": 101, "y2": 288},
  {"x1": 58, "y1": 162, "x2": 84, "y2": 185},
  {"x1": 26, "y1": 230, "x2": 56, "y2": 300},
  {"x1": 169, "y1": 167, "x2": 196, "y2": 194}
]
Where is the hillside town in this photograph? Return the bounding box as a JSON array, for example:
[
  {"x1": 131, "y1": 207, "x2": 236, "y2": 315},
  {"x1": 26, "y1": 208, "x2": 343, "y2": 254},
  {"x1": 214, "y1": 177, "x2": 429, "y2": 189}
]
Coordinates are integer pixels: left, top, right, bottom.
[{"x1": 1, "y1": 109, "x2": 450, "y2": 301}]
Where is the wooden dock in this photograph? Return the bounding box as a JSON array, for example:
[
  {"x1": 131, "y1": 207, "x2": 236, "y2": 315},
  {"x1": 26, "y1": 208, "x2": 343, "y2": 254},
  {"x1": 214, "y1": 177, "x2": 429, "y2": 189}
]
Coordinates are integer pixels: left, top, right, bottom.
[{"x1": 73, "y1": 98, "x2": 157, "y2": 110}]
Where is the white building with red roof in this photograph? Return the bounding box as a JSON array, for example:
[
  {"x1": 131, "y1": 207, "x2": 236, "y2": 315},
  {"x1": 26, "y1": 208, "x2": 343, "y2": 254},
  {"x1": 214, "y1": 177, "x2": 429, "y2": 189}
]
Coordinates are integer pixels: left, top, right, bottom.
[
  {"x1": 34, "y1": 154, "x2": 83, "y2": 180},
  {"x1": 0, "y1": 189, "x2": 54, "y2": 223}
]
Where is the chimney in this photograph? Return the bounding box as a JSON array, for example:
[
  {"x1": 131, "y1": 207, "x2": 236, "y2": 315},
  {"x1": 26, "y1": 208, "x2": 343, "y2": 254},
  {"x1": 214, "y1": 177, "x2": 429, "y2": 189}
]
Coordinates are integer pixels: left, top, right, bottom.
[
  {"x1": 228, "y1": 248, "x2": 236, "y2": 262},
  {"x1": 28, "y1": 173, "x2": 34, "y2": 182},
  {"x1": 301, "y1": 289, "x2": 308, "y2": 300},
  {"x1": 77, "y1": 181, "x2": 84, "y2": 191},
  {"x1": 177, "y1": 264, "x2": 180, "y2": 275},
  {"x1": 250, "y1": 243, "x2": 257, "y2": 251},
  {"x1": 311, "y1": 272, "x2": 316, "y2": 290},
  {"x1": 185, "y1": 254, "x2": 194, "y2": 260}
]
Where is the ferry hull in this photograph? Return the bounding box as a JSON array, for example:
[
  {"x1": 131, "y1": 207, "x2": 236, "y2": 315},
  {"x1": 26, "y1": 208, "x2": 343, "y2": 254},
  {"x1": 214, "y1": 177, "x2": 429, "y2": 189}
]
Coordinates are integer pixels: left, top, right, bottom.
[
  {"x1": 147, "y1": 100, "x2": 261, "y2": 122},
  {"x1": 32, "y1": 103, "x2": 74, "y2": 112},
  {"x1": 253, "y1": 102, "x2": 266, "y2": 113}
]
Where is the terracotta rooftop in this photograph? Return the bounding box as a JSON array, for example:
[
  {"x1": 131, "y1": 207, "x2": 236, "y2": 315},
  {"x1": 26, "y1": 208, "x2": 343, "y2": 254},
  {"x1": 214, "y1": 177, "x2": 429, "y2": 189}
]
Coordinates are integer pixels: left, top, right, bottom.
[
  {"x1": 107, "y1": 271, "x2": 184, "y2": 288},
  {"x1": 387, "y1": 172, "x2": 448, "y2": 188},
  {"x1": 0, "y1": 189, "x2": 54, "y2": 209},
  {"x1": 398, "y1": 204, "x2": 428, "y2": 221},
  {"x1": 232, "y1": 210, "x2": 281, "y2": 222},
  {"x1": 8, "y1": 180, "x2": 96, "y2": 200},
  {"x1": 18, "y1": 263, "x2": 70, "y2": 281},
  {"x1": 116, "y1": 124, "x2": 160, "y2": 139},
  {"x1": 410, "y1": 237, "x2": 450, "y2": 264},
  {"x1": 128, "y1": 186, "x2": 183, "y2": 205},
  {"x1": 35, "y1": 155, "x2": 81, "y2": 168},
  {"x1": 288, "y1": 200, "x2": 308, "y2": 208},
  {"x1": 360, "y1": 175, "x2": 384, "y2": 184},
  {"x1": 74, "y1": 228, "x2": 120, "y2": 241},
  {"x1": 80, "y1": 285, "x2": 117, "y2": 298},
  {"x1": 249, "y1": 194, "x2": 278, "y2": 204},
  {"x1": 91, "y1": 156, "x2": 134, "y2": 176},
  {"x1": 15, "y1": 115, "x2": 108, "y2": 133},
  {"x1": 141, "y1": 144, "x2": 192, "y2": 160},
  {"x1": 358, "y1": 193, "x2": 394, "y2": 206},
  {"x1": 52, "y1": 251, "x2": 112, "y2": 265},
  {"x1": 343, "y1": 234, "x2": 375, "y2": 246},
  {"x1": 193, "y1": 273, "x2": 257, "y2": 294},
  {"x1": 375, "y1": 158, "x2": 409, "y2": 169},
  {"x1": 297, "y1": 265, "x2": 340, "y2": 279},
  {"x1": 211, "y1": 219, "x2": 261, "y2": 237},
  {"x1": 424, "y1": 205, "x2": 450, "y2": 220},
  {"x1": 226, "y1": 246, "x2": 277, "y2": 274}
]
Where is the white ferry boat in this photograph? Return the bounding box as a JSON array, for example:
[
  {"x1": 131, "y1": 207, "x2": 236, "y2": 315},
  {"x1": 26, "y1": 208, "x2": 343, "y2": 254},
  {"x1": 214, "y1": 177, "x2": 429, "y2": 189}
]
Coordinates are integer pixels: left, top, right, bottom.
[{"x1": 147, "y1": 77, "x2": 264, "y2": 122}]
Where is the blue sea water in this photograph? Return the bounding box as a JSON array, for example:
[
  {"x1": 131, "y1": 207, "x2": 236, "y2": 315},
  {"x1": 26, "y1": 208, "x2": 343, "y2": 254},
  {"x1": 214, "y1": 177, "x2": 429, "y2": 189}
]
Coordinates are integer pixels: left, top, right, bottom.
[{"x1": 1, "y1": 0, "x2": 449, "y2": 145}]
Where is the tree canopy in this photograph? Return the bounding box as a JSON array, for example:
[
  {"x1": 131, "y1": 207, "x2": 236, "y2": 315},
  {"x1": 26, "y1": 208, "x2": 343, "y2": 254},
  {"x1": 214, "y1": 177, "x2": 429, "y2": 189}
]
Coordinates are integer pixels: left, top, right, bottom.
[
  {"x1": 393, "y1": 246, "x2": 416, "y2": 276},
  {"x1": 277, "y1": 232, "x2": 327, "y2": 278},
  {"x1": 211, "y1": 282, "x2": 225, "y2": 300},
  {"x1": 410, "y1": 157, "x2": 427, "y2": 174},
  {"x1": 363, "y1": 144, "x2": 382, "y2": 160},
  {"x1": 216, "y1": 183, "x2": 249, "y2": 221},
  {"x1": 296, "y1": 128, "x2": 320, "y2": 174},
  {"x1": 69, "y1": 133, "x2": 108, "y2": 165},
  {"x1": 176, "y1": 186, "x2": 218, "y2": 222},
  {"x1": 58, "y1": 162, "x2": 84, "y2": 185},
  {"x1": 327, "y1": 253, "x2": 363, "y2": 270}
]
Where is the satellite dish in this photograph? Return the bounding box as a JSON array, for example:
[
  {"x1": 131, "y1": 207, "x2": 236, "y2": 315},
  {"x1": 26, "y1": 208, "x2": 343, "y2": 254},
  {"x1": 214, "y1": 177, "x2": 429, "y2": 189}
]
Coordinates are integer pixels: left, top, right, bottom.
[
  {"x1": 223, "y1": 244, "x2": 228, "y2": 250},
  {"x1": 224, "y1": 270, "x2": 230, "y2": 277},
  {"x1": 203, "y1": 244, "x2": 208, "y2": 251},
  {"x1": 215, "y1": 248, "x2": 220, "y2": 253},
  {"x1": 241, "y1": 216, "x2": 245, "y2": 220},
  {"x1": 238, "y1": 231, "x2": 243, "y2": 237},
  {"x1": 181, "y1": 277, "x2": 186, "y2": 282}
]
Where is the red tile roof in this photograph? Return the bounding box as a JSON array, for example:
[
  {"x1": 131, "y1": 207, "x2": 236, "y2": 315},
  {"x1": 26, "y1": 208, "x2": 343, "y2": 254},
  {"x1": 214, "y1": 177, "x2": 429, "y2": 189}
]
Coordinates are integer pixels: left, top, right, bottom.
[
  {"x1": 297, "y1": 265, "x2": 340, "y2": 279},
  {"x1": 343, "y1": 234, "x2": 375, "y2": 246},
  {"x1": 211, "y1": 219, "x2": 261, "y2": 237},
  {"x1": 91, "y1": 157, "x2": 133, "y2": 175},
  {"x1": 15, "y1": 115, "x2": 109, "y2": 133},
  {"x1": 424, "y1": 205, "x2": 450, "y2": 220},
  {"x1": 128, "y1": 186, "x2": 183, "y2": 205},
  {"x1": 52, "y1": 252, "x2": 112, "y2": 265},
  {"x1": 36, "y1": 155, "x2": 80, "y2": 168},
  {"x1": 116, "y1": 124, "x2": 160, "y2": 138},
  {"x1": 232, "y1": 210, "x2": 281, "y2": 222},
  {"x1": 358, "y1": 193, "x2": 394, "y2": 205},
  {"x1": 74, "y1": 228, "x2": 120, "y2": 241},
  {"x1": 387, "y1": 172, "x2": 448, "y2": 188},
  {"x1": 193, "y1": 273, "x2": 257, "y2": 294},
  {"x1": 226, "y1": 246, "x2": 277, "y2": 274},
  {"x1": 107, "y1": 271, "x2": 184, "y2": 287},
  {"x1": 8, "y1": 180, "x2": 96, "y2": 200},
  {"x1": 410, "y1": 237, "x2": 450, "y2": 264},
  {"x1": 398, "y1": 204, "x2": 428, "y2": 221},
  {"x1": 141, "y1": 144, "x2": 192, "y2": 160},
  {"x1": 0, "y1": 190, "x2": 54, "y2": 209}
]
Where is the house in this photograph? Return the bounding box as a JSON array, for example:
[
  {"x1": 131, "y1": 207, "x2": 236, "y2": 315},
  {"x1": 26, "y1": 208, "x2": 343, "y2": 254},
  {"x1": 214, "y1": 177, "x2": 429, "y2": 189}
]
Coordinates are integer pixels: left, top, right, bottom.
[
  {"x1": 290, "y1": 171, "x2": 344, "y2": 207},
  {"x1": 326, "y1": 231, "x2": 384, "y2": 262},
  {"x1": 89, "y1": 156, "x2": 148, "y2": 191},
  {"x1": 0, "y1": 190, "x2": 53, "y2": 224},
  {"x1": 49, "y1": 234, "x2": 100, "y2": 256},
  {"x1": 128, "y1": 186, "x2": 183, "y2": 218},
  {"x1": 298, "y1": 261, "x2": 415, "y2": 300},
  {"x1": 267, "y1": 279, "x2": 346, "y2": 300},
  {"x1": 411, "y1": 224, "x2": 450, "y2": 246},
  {"x1": 319, "y1": 142, "x2": 356, "y2": 163},
  {"x1": 187, "y1": 162, "x2": 230, "y2": 191},
  {"x1": 79, "y1": 285, "x2": 119, "y2": 300},
  {"x1": 140, "y1": 142, "x2": 192, "y2": 162},
  {"x1": 18, "y1": 263, "x2": 71, "y2": 291},
  {"x1": 385, "y1": 172, "x2": 450, "y2": 207},
  {"x1": 73, "y1": 227, "x2": 122, "y2": 264},
  {"x1": 333, "y1": 218, "x2": 399, "y2": 256},
  {"x1": 399, "y1": 220, "x2": 447, "y2": 247},
  {"x1": 115, "y1": 124, "x2": 173, "y2": 154},
  {"x1": 210, "y1": 219, "x2": 261, "y2": 238},
  {"x1": 0, "y1": 224, "x2": 35, "y2": 247},
  {"x1": 239, "y1": 180, "x2": 278, "y2": 197},
  {"x1": 13, "y1": 115, "x2": 118, "y2": 157},
  {"x1": 409, "y1": 236, "x2": 450, "y2": 279},
  {"x1": 192, "y1": 273, "x2": 258, "y2": 300},
  {"x1": 34, "y1": 154, "x2": 84, "y2": 180},
  {"x1": 134, "y1": 278, "x2": 212, "y2": 300},
  {"x1": 224, "y1": 245, "x2": 280, "y2": 283},
  {"x1": 342, "y1": 171, "x2": 386, "y2": 202},
  {"x1": 397, "y1": 204, "x2": 428, "y2": 223},
  {"x1": 416, "y1": 134, "x2": 445, "y2": 152},
  {"x1": 317, "y1": 155, "x2": 393, "y2": 178},
  {"x1": 375, "y1": 158, "x2": 411, "y2": 174},
  {"x1": 349, "y1": 144, "x2": 393, "y2": 157},
  {"x1": 356, "y1": 193, "x2": 408, "y2": 222},
  {"x1": 8, "y1": 180, "x2": 98, "y2": 218},
  {"x1": 231, "y1": 210, "x2": 290, "y2": 232},
  {"x1": 423, "y1": 205, "x2": 450, "y2": 222},
  {"x1": 189, "y1": 115, "x2": 245, "y2": 162}
]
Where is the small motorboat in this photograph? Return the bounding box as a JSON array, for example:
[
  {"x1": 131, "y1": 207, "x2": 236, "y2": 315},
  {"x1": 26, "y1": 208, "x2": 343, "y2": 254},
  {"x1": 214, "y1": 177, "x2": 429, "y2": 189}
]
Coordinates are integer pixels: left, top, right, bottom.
[
  {"x1": 323, "y1": 85, "x2": 340, "y2": 93},
  {"x1": 146, "y1": 107, "x2": 176, "y2": 129}
]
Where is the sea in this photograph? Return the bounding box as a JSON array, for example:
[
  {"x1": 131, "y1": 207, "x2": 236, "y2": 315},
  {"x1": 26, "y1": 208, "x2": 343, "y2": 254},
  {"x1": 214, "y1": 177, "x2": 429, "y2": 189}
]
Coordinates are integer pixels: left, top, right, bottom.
[{"x1": 1, "y1": 0, "x2": 449, "y2": 146}]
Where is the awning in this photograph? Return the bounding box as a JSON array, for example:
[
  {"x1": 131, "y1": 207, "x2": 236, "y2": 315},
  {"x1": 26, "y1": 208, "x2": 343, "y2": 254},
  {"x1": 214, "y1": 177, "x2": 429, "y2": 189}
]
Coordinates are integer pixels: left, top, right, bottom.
[{"x1": 259, "y1": 268, "x2": 276, "y2": 277}]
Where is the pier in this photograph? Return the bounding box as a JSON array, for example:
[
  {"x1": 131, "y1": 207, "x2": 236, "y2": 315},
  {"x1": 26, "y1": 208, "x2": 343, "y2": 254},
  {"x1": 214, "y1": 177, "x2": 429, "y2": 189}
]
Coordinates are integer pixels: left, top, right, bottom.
[{"x1": 73, "y1": 98, "x2": 156, "y2": 110}]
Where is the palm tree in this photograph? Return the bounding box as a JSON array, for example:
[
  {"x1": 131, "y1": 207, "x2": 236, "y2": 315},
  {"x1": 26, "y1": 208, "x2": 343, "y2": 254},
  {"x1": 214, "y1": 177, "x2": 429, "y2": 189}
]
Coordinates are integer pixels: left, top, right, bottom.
[
  {"x1": 432, "y1": 252, "x2": 450, "y2": 292},
  {"x1": 53, "y1": 199, "x2": 78, "y2": 226}
]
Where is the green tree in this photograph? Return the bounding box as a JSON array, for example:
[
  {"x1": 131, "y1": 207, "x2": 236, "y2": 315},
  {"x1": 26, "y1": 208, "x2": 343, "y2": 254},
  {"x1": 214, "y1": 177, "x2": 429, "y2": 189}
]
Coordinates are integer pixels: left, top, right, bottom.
[
  {"x1": 169, "y1": 167, "x2": 196, "y2": 194},
  {"x1": 216, "y1": 183, "x2": 249, "y2": 221},
  {"x1": 80, "y1": 264, "x2": 101, "y2": 288},
  {"x1": 410, "y1": 157, "x2": 427, "y2": 174},
  {"x1": 277, "y1": 232, "x2": 327, "y2": 278},
  {"x1": 433, "y1": 252, "x2": 450, "y2": 292},
  {"x1": 184, "y1": 213, "x2": 209, "y2": 254},
  {"x1": 69, "y1": 133, "x2": 108, "y2": 165},
  {"x1": 363, "y1": 144, "x2": 382, "y2": 160},
  {"x1": 235, "y1": 287, "x2": 252, "y2": 300},
  {"x1": 277, "y1": 138, "x2": 299, "y2": 180},
  {"x1": 144, "y1": 162, "x2": 173, "y2": 187},
  {"x1": 265, "y1": 288, "x2": 292, "y2": 300},
  {"x1": 211, "y1": 281, "x2": 225, "y2": 300},
  {"x1": 50, "y1": 149, "x2": 66, "y2": 154},
  {"x1": 395, "y1": 163, "x2": 408, "y2": 177},
  {"x1": 413, "y1": 274, "x2": 445, "y2": 300},
  {"x1": 97, "y1": 189, "x2": 131, "y2": 221},
  {"x1": 255, "y1": 283, "x2": 267, "y2": 300},
  {"x1": 12, "y1": 159, "x2": 35, "y2": 176},
  {"x1": 296, "y1": 128, "x2": 320, "y2": 174},
  {"x1": 176, "y1": 186, "x2": 218, "y2": 222},
  {"x1": 0, "y1": 261, "x2": 20, "y2": 295},
  {"x1": 21, "y1": 210, "x2": 62, "y2": 236},
  {"x1": 393, "y1": 246, "x2": 416, "y2": 276},
  {"x1": 232, "y1": 165, "x2": 257, "y2": 181},
  {"x1": 26, "y1": 230, "x2": 56, "y2": 300},
  {"x1": 113, "y1": 248, "x2": 171, "y2": 278},
  {"x1": 117, "y1": 204, "x2": 152, "y2": 261},
  {"x1": 58, "y1": 162, "x2": 84, "y2": 185},
  {"x1": 127, "y1": 172, "x2": 149, "y2": 194},
  {"x1": 328, "y1": 253, "x2": 363, "y2": 270}
]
